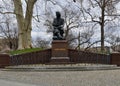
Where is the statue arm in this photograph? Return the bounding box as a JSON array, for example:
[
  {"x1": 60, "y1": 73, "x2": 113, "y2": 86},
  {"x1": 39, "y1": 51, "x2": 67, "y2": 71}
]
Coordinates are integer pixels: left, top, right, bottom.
[
  {"x1": 60, "y1": 19, "x2": 64, "y2": 28},
  {"x1": 52, "y1": 19, "x2": 56, "y2": 26},
  {"x1": 61, "y1": 19, "x2": 64, "y2": 26},
  {"x1": 52, "y1": 19, "x2": 59, "y2": 27}
]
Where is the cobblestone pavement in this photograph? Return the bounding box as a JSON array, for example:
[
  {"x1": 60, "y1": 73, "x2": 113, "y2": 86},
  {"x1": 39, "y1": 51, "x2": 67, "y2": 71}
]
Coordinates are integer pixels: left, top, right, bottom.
[{"x1": 0, "y1": 69, "x2": 120, "y2": 86}]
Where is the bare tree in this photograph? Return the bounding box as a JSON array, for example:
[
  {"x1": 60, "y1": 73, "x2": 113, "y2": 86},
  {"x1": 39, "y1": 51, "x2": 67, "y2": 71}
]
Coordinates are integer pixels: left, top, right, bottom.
[
  {"x1": 32, "y1": 36, "x2": 51, "y2": 49},
  {"x1": 75, "y1": 28, "x2": 95, "y2": 50},
  {"x1": 106, "y1": 35, "x2": 120, "y2": 51},
  {"x1": 0, "y1": 0, "x2": 37, "y2": 49},
  {"x1": 13, "y1": 0, "x2": 37, "y2": 49},
  {"x1": 74, "y1": 0, "x2": 120, "y2": 52},
  {"x1": 0, "y1": 15, "x2": 18, "y2": 50},
  {"x1": 62, "y1": 6, "x2": 81, "y2": 39},
  {"x1": 105, "y1": 24, "x2": 120, "y2": 52}
]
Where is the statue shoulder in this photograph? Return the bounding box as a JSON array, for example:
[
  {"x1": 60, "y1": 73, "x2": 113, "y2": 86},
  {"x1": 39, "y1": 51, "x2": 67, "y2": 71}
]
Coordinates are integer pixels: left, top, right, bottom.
[
  {"x1": 61, "y1": 18, "x2": 64, "y2": 22},
  {"x1": 53, "y1": 18, "x2": 57, "y2": 24},
  {"x1": 53, "y1": 18, "x2": 57, "y2": 21},
  {"x1": 61, "y1": 18, "x2": 64, "y2": 21}
]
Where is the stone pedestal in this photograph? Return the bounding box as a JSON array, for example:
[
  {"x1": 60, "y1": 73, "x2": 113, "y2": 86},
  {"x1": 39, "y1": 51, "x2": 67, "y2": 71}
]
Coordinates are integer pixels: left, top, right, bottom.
[
  {"x1": 0, "y1": 54, "x2": 10, "y2": 68},
  {"x1": 51, "y1": 40, "x2": 70, "y2": 63}
]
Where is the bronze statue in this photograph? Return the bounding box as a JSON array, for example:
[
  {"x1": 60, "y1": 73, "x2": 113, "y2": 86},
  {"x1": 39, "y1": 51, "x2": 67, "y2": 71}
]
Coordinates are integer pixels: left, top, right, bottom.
[{"x1": 52, "y1": 11, "x2": 64, "y2": 40}]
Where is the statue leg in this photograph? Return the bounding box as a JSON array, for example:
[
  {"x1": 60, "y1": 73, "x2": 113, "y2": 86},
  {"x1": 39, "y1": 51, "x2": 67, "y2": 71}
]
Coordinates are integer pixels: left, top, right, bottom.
[{"x1": 60, "y1": 30, "x2": 64, "y2": 38}]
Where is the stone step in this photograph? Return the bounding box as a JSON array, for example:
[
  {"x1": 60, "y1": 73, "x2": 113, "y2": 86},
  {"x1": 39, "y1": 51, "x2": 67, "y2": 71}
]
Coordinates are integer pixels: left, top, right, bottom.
[
  {"x1": 50, "y1": 57, "x2": 70, "y2": 63},
  {"x1": 46, "y1": 62, "x2": 76, "y2": 65}
]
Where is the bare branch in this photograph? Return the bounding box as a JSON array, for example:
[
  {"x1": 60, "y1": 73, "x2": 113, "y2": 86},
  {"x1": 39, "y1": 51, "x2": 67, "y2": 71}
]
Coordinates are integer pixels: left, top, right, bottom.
[
  {"x1": 84, "y1": 40, "x2": 101, "y2": 51},
  {"x1": 83, "y1": 8, "x2": 101, "y2": 24},
  {"x1": 0, "y1": 11, "x2": 14, "y2": 14}
]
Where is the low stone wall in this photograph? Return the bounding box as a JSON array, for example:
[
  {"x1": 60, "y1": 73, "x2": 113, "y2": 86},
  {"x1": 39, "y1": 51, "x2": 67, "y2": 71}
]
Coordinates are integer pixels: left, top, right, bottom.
[
  {"x1": 10, "y1": 49, "x2": 51, "y2": 65},
  {"x1": 111, "y1": 53, "x2": 120, "y2": 66},
  {"x1": 0, "y1": 54, "x2": 10, "y2": 68},
  {"x1": 68, "y1": 49, "x2": 110, "y2": 64},
  {"x1": 0, "y1": 49, "x2": 120, "y2": 67}
]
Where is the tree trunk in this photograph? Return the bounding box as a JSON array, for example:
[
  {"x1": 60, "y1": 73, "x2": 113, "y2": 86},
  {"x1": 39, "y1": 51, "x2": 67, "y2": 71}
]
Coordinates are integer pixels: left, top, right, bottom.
[
  {"x1": 13, "y1": 0, "x2": 25, "y2": 49},
  {"x1": 100, "y1": 0, "x2": 105, "y2": 52},
  {"x1": 13, "y1": 0, "x2": 37, "y2": 49}
]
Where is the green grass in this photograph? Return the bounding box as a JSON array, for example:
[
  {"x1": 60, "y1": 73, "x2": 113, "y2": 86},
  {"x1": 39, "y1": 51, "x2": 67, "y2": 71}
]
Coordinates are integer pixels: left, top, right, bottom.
[{"x1": 9, "y1": 48, "x2": 42, "y2": 55}]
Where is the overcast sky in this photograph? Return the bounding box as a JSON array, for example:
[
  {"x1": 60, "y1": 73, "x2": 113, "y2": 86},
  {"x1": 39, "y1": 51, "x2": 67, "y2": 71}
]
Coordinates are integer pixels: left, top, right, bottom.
[
  {"x1": 32, "y1": 0, "x2": 120, "y2": 41},
  {"x1": 0, "y1": 0, "x2": 120, "y2": 46}
]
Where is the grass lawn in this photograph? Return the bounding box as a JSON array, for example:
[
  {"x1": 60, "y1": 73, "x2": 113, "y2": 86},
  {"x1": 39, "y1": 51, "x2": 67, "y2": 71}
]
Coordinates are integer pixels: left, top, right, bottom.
[{"x1": 9, "y1": 48, "x2": 42, "y2": 55}]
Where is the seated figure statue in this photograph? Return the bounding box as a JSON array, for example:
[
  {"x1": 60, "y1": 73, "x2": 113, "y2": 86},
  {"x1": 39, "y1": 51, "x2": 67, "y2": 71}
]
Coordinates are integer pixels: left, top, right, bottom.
[{"x1": 52, "y1": 11, "x2": 64, "y2": 40}]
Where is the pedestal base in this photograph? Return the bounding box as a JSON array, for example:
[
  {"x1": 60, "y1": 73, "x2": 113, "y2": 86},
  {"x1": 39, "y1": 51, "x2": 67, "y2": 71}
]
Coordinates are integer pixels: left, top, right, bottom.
[
  {"x1": 51, "y1": 57, "x2": 70, "y2": 63},
  {"x1": 52, "y1": 40, "x2": 68, "y2": 57},
  {"x1": 50, "y1": 40, "x2": 70, "y2": 64}
]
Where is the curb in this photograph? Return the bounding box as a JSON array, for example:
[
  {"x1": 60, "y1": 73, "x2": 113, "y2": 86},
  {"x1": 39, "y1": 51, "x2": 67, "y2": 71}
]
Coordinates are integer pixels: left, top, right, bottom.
[{"x1": 2, "y1": 66, "x2": 120, "y2": 72}]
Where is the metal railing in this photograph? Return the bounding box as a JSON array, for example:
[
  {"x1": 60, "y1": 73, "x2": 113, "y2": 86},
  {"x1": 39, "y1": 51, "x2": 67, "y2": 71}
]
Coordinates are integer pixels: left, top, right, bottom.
[
  {"x1": 10, "y1": 49, "x2": 51, "y2": 65},
  {"x1": 68, "y1": 49, "x2": 111, "y2": 64}
]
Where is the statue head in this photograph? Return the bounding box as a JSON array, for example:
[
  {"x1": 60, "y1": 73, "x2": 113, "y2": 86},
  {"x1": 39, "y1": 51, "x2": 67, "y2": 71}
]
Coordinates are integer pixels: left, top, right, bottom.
[{"x1": 56, "y1": 11, "x2": 61, "y2": 19}]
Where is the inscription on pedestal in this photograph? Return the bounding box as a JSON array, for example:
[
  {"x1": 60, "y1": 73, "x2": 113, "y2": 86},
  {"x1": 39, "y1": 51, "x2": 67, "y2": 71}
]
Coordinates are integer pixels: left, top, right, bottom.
[
  {"x1": 54, "y1": 48, "x2": 66, "y2": 51},
  {"x1": 52, "y1": 40, "x2": 68, "y2": 57},
  {"x1": 51, "y1": 40, "x2": 70, "y2": 63}
]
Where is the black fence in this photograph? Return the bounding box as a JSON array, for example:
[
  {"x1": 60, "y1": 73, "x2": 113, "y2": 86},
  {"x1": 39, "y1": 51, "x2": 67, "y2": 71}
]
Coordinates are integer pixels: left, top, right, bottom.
[
  {"x1": 1, "y1": 48, "x2": 120, "y2": 68},
  {"x1": 9, "y1": 49, "x2": 111, "y2": 66},
  {"x1": 68, "y1": 49, "x2": 111, "y2": 64},
  {"x1": 10, "y1": 49, "x2": 51, "y2": 65}
]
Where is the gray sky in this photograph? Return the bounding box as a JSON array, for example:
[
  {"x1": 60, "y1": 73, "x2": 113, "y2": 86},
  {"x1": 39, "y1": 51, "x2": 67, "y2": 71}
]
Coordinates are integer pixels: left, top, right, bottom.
[{"x1": 0, "y1": 0, "x2": 120, "y2": 46}]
